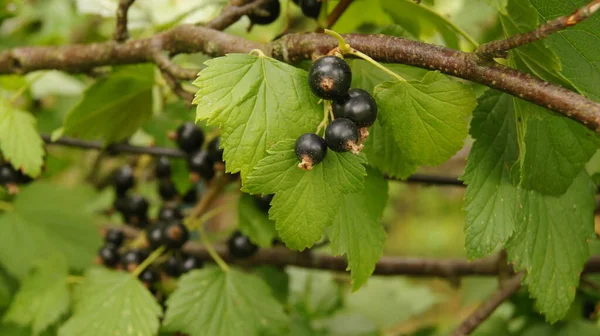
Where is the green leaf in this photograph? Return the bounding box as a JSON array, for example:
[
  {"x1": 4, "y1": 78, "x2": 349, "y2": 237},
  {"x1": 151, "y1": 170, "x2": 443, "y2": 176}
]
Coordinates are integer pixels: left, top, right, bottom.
[
  {"x1": 238, "y1": 193, "x2": 276, "y2": 248},
  {"x1": 349, "y1": 59, "x2": 428, "y2": 92},
  {"x1": 330, "y1": 168, "x2": 388, "y2": 290},
  {"x1": 62, "y1": 64, "x2": 155, "y2": 143},
  {"x1": 3, "y1": 254, "x2": 69, "y2": 335},
  {"x1": 362, "y1": 119, "x2": 417, "y2": 179},
  {"x1": 507, "y1": 172, "x2": 596, "y2": 322},
  {"x1": 0, "y1": 98, "x2": 45, "y2": 177},
  {"x1": 193, "y1": 54, "x2": 322, "y2": 183},
  {"x1": 163, "y1": 267, "x2": 288, "y2": 336},
  {"x1": 254, "y1": 266, "x2": 289, "y2": 304},
  {"x1": 0, "y1": 183, "x2": 101, "y2": 279},
  {"x1": 521, "y1": 321, "x2": 600, "y2": 336},
  {"x1": 374, "y1": 71, "x2": 476, "y2": 166},
  {"x1": 461, "y1": 90, "x2": 519, "y2": 259},
  {"x1": 288, "y1": 267, "x2": 342, "y2": 318},
  {"x1": 484, "y1": 0, "x2": 508, "y2": 14},
  {"x1": 244, "y1": 140, "x2": 366, "y2": 250},
  {"x1": 59, "y1": 268, "x2": 162, "y2": 336}
]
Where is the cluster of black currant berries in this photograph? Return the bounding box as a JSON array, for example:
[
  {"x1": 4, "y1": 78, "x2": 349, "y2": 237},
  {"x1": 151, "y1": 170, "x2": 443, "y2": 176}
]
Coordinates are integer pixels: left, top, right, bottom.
[
  {"x1": 295, "y1": 55, "x2": 378, "y2": 170},
  {"x1": 247, "y1": 0, "x2": 321, "y2": 26},
  {"x1": 0, "y1": 162, "x2": 34, "y2": 194}
]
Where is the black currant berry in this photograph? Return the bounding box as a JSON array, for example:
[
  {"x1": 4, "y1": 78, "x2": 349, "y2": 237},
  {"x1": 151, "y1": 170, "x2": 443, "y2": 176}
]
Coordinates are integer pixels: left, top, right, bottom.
[
  {"x1": 300, "y1": 0, "x2": 321, "y2": 19},
  {"x1": 162, "y1": 255, "x2": 181, "y2": 277},
  {"x1": 124, "y1": 195, "x2": 149, "y2": 227},
  {"x1": 176, "y1": 122, "x2": 205, "y2": 154},
  {"x1": 254, "y1": 194, "x2": 274, "y2": 212},
  {"x1": 187, "y1": 151, "x2": 215, "y2": 182},
  {"x1": 155, "y1": 156, "x2": 171, "y2": 179},
  {"x1": 114, "y1": 165, "x2": 135, "y2": 196},
  {"x1": 15, "y1": 169, "x2": 34, "y2": 185},
  {"x1": 308, "y1": 56, "x2": 352, "y2": 100},
  {"x1": 113, "y1": 196, "x2": 129, "y2": 215},
  {"x1": 207, "y1": 137, "x2": 224, "y2": 163},
  {"x1": 121, "y1": 249, "x2": 148, "y2": 271},
  {"x1": 164, "y1": 221, "x2": 189, "y2": 249},
  {"x1": 146, "y1": 224, "x2": 166, "y2": 250},
  {"x1": 158, "y1": 205, "x2": 183, "y2": 221},
  {"x1": 0, "y1": 164, "x2": 18, "y2": 186},
  {"x1": 98, "y1": 245, "x2": 120, "y2": 267},
  {"x1": 139, "y1": 268, "x2": 159, "y2": 285},
  {"x1": 158, "y1": 179, "x2": 179, "y2": 201},
  {"x1": 183, "y1": 186, "x2": 199, "y2": 204},
  {"x1": 181, "y1": 255, "x2": 203, "y2": 273},
  {"x1": 332, "y1": 89, "x2": 378, "y2": 128},
  {"x1": 248, "y1": 0, "x2": 280, "y2": 25},
  {"x1": 227, "y1": 231, "x2": 259, "y2": 259},
  {"x1": 295, "y1": 133, "x2": 327, "y2": 170},
  {"x1": 325, "y1": 118, "x2": 363, "y2": 153},
  {"x1": 105, "y1": 228, "x2": 125, "y2": 247}
]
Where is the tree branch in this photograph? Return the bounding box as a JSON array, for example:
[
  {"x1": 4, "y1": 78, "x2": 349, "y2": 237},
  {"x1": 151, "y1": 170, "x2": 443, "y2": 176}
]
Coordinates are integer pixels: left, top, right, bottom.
[
  {"x1": 114, "y1": 0, "x2": 136, "y2": 43},
  {"x1": 325, "y1": 0, "x2": 354, "y2": 29},
  {"x1": 450, "y1": 274, "x2": 523, "y2": 336},
  {"x1": 207, "y1": 0, "x2": 272, "y2": 31},
  {"x1": 477, "y1": 0, "x2": 600, "y2": 58}
]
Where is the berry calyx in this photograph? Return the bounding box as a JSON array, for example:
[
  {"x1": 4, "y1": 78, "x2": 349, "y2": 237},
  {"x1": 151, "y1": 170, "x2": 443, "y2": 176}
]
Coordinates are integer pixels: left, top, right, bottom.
[
  {"x1": 187, "y1": 151, "x2": 215, "y2": 182},
  {"x1": 332, "y1": 88, "x2": 378, "y2": 128},
  {"x1": 146, "y1": 224, "x2": 165, "y2": 250},
  {"x1": 227, "y1": 231, "x2": 259, "y2": 259},
  {"x1": 175, "y1": 122, "x2": 205, "y2": 154},
  {"x1": 295, "y1": 133, "x2": 327, "y2": 170},
  {"x1": 158, "y1": 205, "x2": 183, "y2": 221},
  {"x1": 98, "y1": 245, "x2": 120, "y2": 267},
  {"x1": 207, "y1": 137, "x2": 224, "y2": 163},
  {"x1": 155, "y1": 156, "x2": 171, "y2": 179},
  {"x1": 105, "y1": 228, "x2": 124, "y2": 247},
  {"x1": 164, "y1": 221, "x2": 189, "y2": 249},
  {"x1": 325, "y1": 118, "x2": 363, "y2": 154},
  {"x1": 162, "y1": 255, "x2": 181, "y2": 277},
  {"x1": 114, "y1": 165, "x2": 135, "y2": 196},
  {"x1": 254, "y1": 194, "x2": 274, "y2": 212},
  {"x1": 308, "y1": 56, "x2": 352, "y2": 100},
  {"x1": 248, "y1": 0, "x2": 280, "y2": 25},
  {"x1": 300, "y1": 0, "x2": 321, "y2": 19},
  {"x1": 181, "y1": 255, "x2": 203, "y2": 273},
  {"x1": 158, "y1": 179, "x2": 179, "y2": 201}
]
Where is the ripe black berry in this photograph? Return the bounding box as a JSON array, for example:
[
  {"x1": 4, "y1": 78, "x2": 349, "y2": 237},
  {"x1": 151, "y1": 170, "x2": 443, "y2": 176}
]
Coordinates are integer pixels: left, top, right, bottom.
[
  {"x1": 295, "y1": 133, "x2": 327, "y2": 170},
  {"x1": 254, "y1": 194, "x2": 274, "y2": 212},
  {"x1": 98, "y1": 245, "x2": 120, "y2": 267},
  {"x1": 139, "y1": 268, "x2": 159, "y2": 285},
  {"x1": 248, "y1": 0, "x2": 280, "y2": 25},
  {"x1": 114, "y1": 165, "x2": 135, "y2": 196},
  {"x1": 325, "y1": 118, "x2": 363, "y2": 154},
  {"x1": 181, "y1": 255, "x2": 203, "y2": 273},
  {"x1": 164, "y1": 221, "x2": 189, "y2": 249},
  {"x1": 207, "y1": 137, "x2": 224, "y2": 163},
  {"x1": 176, "y1": 122, "x2": 205, "y2": 154},
  {"x1": 300, "y1": 0, "x2": 321, "y2": 19},
  {"x1": 146, "y1": 224, "x2": 165, "y2": 250},
  {"x1": 308, "y1": 56, "x2": 352, "y2": 100},
  {"x1": 158, "y1": 205, "x2": 183, "y2": 221},
  {"x1": 124, "y1": 195, "x2": 149, "y2": 227},
  {"x1": 105, "y1": 228, "x2": 124, "y2": 247},
  {"x1": 121, "y1": 249, "x2": 148, "y2": 271},
  {"x1": 15, "y1": 169, "x2": 34, "y2": 185},
  {"x1": 113, "y1": 196, "x2": 129, "y2": 215},
  {"x1": 0, "y1": 164, "x2": 18, "y2": 187},
  {"x1": 183, "y1": 186, "x2": 198, "y2": 204},
  {"x1": 332, "y1": 89, "x2": 378, "y2": 128},
  {"x1": 155, "y1": 156, "x2": 171, "y2": 179},
  {"x1": 188, "y1": 151, "x2": 215, "y2": 182},
  {"x1": 227, "y1": 231, "x2": 259, "y2": 259},
  {"x1": 162, "y1": 255, "x2": 181, "y2": 277},
  {"x1": 158, "y1": 179, "x2": 179, "y2": 201}
]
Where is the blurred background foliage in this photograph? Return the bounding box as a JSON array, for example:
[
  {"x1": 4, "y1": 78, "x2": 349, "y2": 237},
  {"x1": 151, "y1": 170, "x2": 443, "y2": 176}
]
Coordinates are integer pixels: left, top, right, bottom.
[{"x1": 0, "y1": 0, "x2": 599, "y2": 335}]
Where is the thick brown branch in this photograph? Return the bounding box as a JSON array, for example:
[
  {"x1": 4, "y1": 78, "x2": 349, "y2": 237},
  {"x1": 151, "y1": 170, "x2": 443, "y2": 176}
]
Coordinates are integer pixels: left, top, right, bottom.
[
  {"x1": 207, "y1": 0, "x2": 272, "y2": 31},
  {"x1": 450, "y1": 274, "x2": 523, "y2": 336},
  {"x1": 477, "y1": 0, "x2": 600, "y2": 58},
  {"x1": 114, "y1": 0, "x2": 136, "y2": 43},
  {"x1": 325, "y1": 0, "x2": 354, "y2": 29}
]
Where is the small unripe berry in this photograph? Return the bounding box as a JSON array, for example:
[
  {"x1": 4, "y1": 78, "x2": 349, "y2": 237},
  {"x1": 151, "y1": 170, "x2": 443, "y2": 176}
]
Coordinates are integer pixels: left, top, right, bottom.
[{"x1": 308, "y1": 56, "x2": 352, "y2": 100}]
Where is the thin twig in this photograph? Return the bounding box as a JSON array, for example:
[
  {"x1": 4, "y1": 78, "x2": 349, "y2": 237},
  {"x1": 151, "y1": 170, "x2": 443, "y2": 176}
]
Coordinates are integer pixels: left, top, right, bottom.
[
  {"x1": 207, "y1": 0, "x2": 272, "y2": 31},
  {"x1": 114, "y1": 0, "x2": 136, "y2": 42},
  {"x1": 477, "y1": 0, "x2": 600, "y2": 58},
  {"x1": 187, "y1": 173, "x2": 231, "y2": 218},
  {"x1": 152, "y1": 49, "x2": 199, "y2": 80},
  {"x1": 450, "y1": 273, "x2": 523, "y2": 336},
  {"x1": 325, "y1": 0, "x2": 354, "y2": 29}
]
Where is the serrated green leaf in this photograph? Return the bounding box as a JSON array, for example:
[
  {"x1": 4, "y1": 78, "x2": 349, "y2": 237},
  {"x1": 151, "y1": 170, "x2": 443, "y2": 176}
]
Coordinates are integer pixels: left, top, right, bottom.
[
  {"x1": 244, "y1": 140, "x2": 366, "y2": 250},
  {"x1": 193, "y1": 54, "x2": 322, "y2": 183},
  {"x1": 0, "y1": 183, "x2": 101, "y2": 279},
  {"x1": 350, "y1": 59, "x2": 428, "y2": 92},
  {"x1": 62, "y1": 64, "x2": 154, "y2": 143},
  {"x1": 374, "y1": 71, "x2": 476, "y2": 166},
  {"x1": 330, "y1": 168, "x2": 388, "y2": 290},
  {"x1": 484, "y1": 0, "x2": 508, "y2": 14},
  {"x1": 238, "y1": 193, "x2": 276, "y2": 247},
  {"x1": 507, "y1": 172, "x2": 595, "y2": 322},
  {"x1": 163, "y1": 267, "x2": 288, "y2": 336},
  {"x1": 461, "y1": 90, "x2": 519, "y2": 259},
  {"x1": 3, "y1": 254, "x2": 69, "y2": 335},
  {"x1": 288, "y1": 267, "x2": 342, "y2": 318},
  {"x1": 59, "y1": 268, "x2": 162, "y2": 336},
  {"x1": 362, "y1": 119, "x2": 417, "y2": 179},
  {"x1": 254, "y1": 266, "x2": 289, "y2": 304},
  {"x1": 0, "y1": 98, "x2": 45, "y2": 177}
]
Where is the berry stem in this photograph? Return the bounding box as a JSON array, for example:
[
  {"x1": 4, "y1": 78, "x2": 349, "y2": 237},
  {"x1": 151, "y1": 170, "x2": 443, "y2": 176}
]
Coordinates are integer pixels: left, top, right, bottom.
[
  {"x1": 187, "y1": 204, "x2": 232, "y2": 231},
  {"x1": 347, "y1": 48, "x2": 406, "y2": 82},
  {"x1": 131, "y1": 245, "x2": 165, "y2": 278},
  {"x1": 324, "y1": 29, "x2": 352, "y2": 54},
  {"x1": 198, "y1": 224, "x2": 230, "y2": 272},
  {"x1": 316, "y1": 101, "x2": 332, "y2": 136},
  {"x1": 0, "y1": 201, "x2": 14, "y2": 212},
  {"x1": 7, "y1": 72, "x2": 45, "y2": 105}
]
